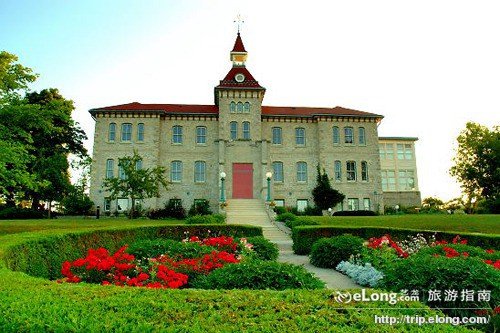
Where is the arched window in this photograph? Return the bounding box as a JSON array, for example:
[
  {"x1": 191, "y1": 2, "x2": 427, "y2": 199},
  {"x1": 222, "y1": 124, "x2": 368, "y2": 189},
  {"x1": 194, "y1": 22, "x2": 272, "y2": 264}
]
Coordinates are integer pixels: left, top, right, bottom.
[
  {"x1": 244, "y1": 102, "x2": 250, "y2": 112},
  {"x1": 242, "y1": 121, "x2": 250, "y2": 140},
  {"x1": 108, "y1": 123, "x2": 116, "y2": 141},
  {"x1": 230, "y1": 102, "x2": 236, "y2": 112},
  {"x1": 196, "y1": 126, "x2": 207, "y2": 144},
  {"x1": 361, "y1": 161, "x2": 368, "y2": 181},
  {"x1": 346, "y1": 161, "x2": 356, "y2": 181},
  {"x1": 273, "y1": 162, "x2": 284, "y2": 182},
  {"x1": 272, "y1": 127, "x2": 282, "y2": 144},
  {"x1": 121, "y1": 123, "x2": 132, "y2": 141},
  {"x1": 334, "y1": 160, "x2": 342, "y2": 181},
  {"x1": 295, "y1": 127, "x2": 305, "y2": 145},
  {"x1": 344, "y1": 127, "x2": 353, "y2": 144},
  {"x1": 135, "y1": 159, "x2": 143, "y2": 170},
  {"x1": 171, "y1": 161, "x2": 182, "y2": 182},
  {"x1": 332, "y1": 126, "x2": 340, "y2": 144},
  {"x1": 358, "y1": 127, "x2": 366, "y2": 145},
  {"x1": 137, "y1": 123, "x2": 144, "y2": 142},
  {"x1": 237, "y1": 102, "x2": 244, "y2": 113},
  {"x1": 296, "y1": 162, "x2": 307, "y2": 182},
  {"x1": 230, "y1": 121, "x2": 238, "y2": 140},
  {"x1": 172, "y1": 125, "x2": 183, "y2": 144},
  {"x1": 105, "y1": 159, "x2": 114, "y2": 179},
  {"x1": 194, "y1": 161, "x2": 206, "y2": 182}
]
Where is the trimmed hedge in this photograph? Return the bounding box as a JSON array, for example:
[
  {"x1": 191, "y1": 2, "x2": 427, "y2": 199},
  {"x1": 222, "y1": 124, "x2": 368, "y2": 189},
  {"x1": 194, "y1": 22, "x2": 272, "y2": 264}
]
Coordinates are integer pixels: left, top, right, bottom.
[
  {"x1": 245, "y1": 236, "x2": 279, "y2": 261},
  {"x1": 3, "y1": 225, "x2": 262, "y2": 280},
  {"x1": 186, "y1": 214, "x2": 226, "y2": 224},
  {"x1": 292, "y1": 225, "x2": 500, "y2": 254},
  {"x1": 191, "y1": 260, "x2": 325, "y2": 290},
  {"x1": 333, "y1": 210, "x2": 377, "y2": 216},
  {"x1": 309, "y1": 235, "x2": 364, "y2": 268}
]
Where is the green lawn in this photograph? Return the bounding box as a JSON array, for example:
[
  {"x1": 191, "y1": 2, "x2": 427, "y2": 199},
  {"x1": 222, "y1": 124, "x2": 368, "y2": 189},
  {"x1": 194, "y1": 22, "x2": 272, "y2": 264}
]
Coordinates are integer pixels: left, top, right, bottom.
[
  {"x1": 0, "y1": 218, "x2": 476, "y2": 332},
  {"x1": 299, "y1": 214, "x2": 499, "y2": 235}
]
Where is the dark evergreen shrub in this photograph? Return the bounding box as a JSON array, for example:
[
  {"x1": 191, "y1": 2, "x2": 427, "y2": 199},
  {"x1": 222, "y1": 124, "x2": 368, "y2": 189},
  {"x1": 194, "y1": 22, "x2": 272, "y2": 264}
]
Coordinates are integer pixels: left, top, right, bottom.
[{"x1": 310, "y1": 235, "x2": 364, "y2": 268}]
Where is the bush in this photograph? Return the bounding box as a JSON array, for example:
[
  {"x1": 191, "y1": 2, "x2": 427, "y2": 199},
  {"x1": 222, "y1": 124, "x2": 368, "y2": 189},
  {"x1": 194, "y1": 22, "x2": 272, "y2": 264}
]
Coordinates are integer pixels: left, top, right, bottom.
[
  {"x1": 333, "y1": 210, "x2": 376, "y2": 216},
  {"x1": 302, "y1": 206, "x2": 323, "y2": 216},
  {"x1": 191, "y1": 260, "x2": 325, "y2": 290},
  {"x1": 276, "y1": 212, "x2": 296, "y2": 226},
  {"x1": 245, "y1": 236, "x2": 279, "y2": 261},
  {"x1": 310, "y1": 235, "x2": 364, "y2": 268},
  {"x1": 188, "y1": 199, "x2": 212, "y2": 216},
  {"x1": 286, "y1": 218, "x2": 320, "y2": 229},
  {"x1": 127, "y1": 239, "x2": 217, "y2": 260},
  {"x1": 0, "y1": 207, "x2": 46, "y2": 220},
  {"x1": 382, "y1": 253, "x2": 500, "y2": 325},
  {"x1": 292, "y1": 225, "x2": 500, "y2": 255},
  {"x1": 60, "y1": 187, "x2": 94, "y2": 216},
  {"x1": 147, "y1": 199, "x2": 186, "y2": 219},
  {"x1": 273, "y1": 206, "x2": 287, "y2": 215},
  {"x1": 186, "y1": 215, "x2": 225, "y2": 225},
  {"x1": 416, "y1": 244, "x2": 500, "y2": 261},
  {"x1": 336, "y1": 261, "x2": 384, "y2": 287}
]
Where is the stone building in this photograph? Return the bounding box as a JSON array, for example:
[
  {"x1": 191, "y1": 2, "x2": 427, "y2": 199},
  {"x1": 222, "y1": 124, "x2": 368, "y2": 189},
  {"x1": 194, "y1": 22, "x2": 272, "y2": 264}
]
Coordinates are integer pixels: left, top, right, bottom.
[{"x1": 89, "y1": 32, "x2": 420, "y2": 213}]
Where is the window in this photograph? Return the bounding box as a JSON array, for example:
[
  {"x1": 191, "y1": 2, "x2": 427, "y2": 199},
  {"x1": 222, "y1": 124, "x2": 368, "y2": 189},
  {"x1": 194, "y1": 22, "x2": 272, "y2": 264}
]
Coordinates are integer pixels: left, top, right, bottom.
[
  {"x1": 118, "y1": 164, "x2": 126, "y2": 180},
  {"x1": 334, "y1": 160, "x2": 342, "y2": 181},
  {"x1": 242, "y1": 121, "x2": 250, "y2": 140},
  {"x1": 194, "y1": 161, "x2": 206, "y2": 182},
  {"x1": 171, "y1": 161, "x2": 182, "y2": 182},
  {"x1": 363, "y1": 198, "x2": 371, "y2": 211},
  {"x1": 344, "y1": 127, "x2": 353, "y2": 144},
  {"x1": 347, "y1": 198, "x2": 359, "y2": 211},
  {"x1": 137, "y1": 123, "x2": 144, "y2": 142},
  {"x1": 135, "y1": 159, "x2": 142, "y2": 170},
  {"x1": 397, "y1": 144, "x2": 404, "y2": 160},
  {"x1": 398, "y1": 170, "x2": 415, "y2": 190},
  {"x1": 117, "y1": 198, "x2": 129, "y2": 212},
  {"x1": 104, "y1": 198, "x2": 111, "y2": 212},
  {"x1": 272, "y1": 127, "x2": 282, "y2": 144},
  {"x1": 274, "y1": 199, "x2": 285, "y2": 207},
  {"x1": 105, "y1": 159, "x2": 114, "y2": 179},
  {"x1": 405, "y1": 144, "x2": 413, "y2": 159},
  {"x1": 359, "y1": 127, "x2": 366, "y2": 145},
  {"x1": 296, "y1": 162, "x2": 307, "y2": 182},
  {"x1": 273, "y1": 162, "x2": 284, "y2": 182},
  {"x1": 333, "y1": 126, "x2": 340, "y2": 144},
  {"x1": 108, "y1": 123, "x2": 116, "y2": 141},
  {"x1": 335, "y1": 201, "x2": 344, "y2": 212},
  {"x1": 230, "y1": 121, "x2": 238, "y2": 140},
  {"x1": 237, "y1": 102, "x2": 243, "y2": 113},
  {"x1": 346, "y1": 161, "x2": 356, "y2": 181},
  {"x1": 386, "y1": 144, "x2": 394, "y2": 159},
  {"x1": 230, "y1": 102, "x2": 236, "y2": 112},
  {"x1": 382, "y1": 170, "x2": 396, "y2": 191},
  {"x1": 169, "y1": 198, "x2": 182, "y2": 209},
  {"x1": 172, "y1": 126, "x2": 183, "y2": 144},
  {"x1": 297, "y1": 199, "x2": 308, "y2": 212},
  {"x1": 295, "y1": 127, "x2": 305, "y2": 145},
  {"x1": 379, "y1": 144, "x2": 386, "y2": 159},
  {"x1": 244, "y1": 102, "x2": 250, "y2": 113},
  {"x1": 121, "y1": 123, "x2": 132, "y2": 141},
  {"x1": 361, "y1": 161, "x2": 368, "y2": 181},
  {"x1": 196, "y1": 126, "x2": 207, "y2": 144}
]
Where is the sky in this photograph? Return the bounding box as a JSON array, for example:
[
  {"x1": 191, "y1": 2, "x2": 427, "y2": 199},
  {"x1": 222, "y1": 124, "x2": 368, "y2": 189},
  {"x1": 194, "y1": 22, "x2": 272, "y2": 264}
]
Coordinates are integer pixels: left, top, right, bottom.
[{"x1": 1, "y1": 0, "x2": 499, "y2": 201}]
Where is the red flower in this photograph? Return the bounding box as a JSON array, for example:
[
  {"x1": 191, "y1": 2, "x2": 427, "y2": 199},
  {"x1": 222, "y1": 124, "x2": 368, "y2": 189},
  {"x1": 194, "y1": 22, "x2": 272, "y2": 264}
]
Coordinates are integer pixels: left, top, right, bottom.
[
  {"x1": 494, "y1": 260, "x2": 500, "y2": 270},
  {"x1": 485, "y1": 260, "x2": 493, "y2": 265},
  {"x1": 462, "y1": 252, "x2": 469, "y2": 257},
  {"x1": 486, "y1": 249, "x2": 495, "y2": 254}
]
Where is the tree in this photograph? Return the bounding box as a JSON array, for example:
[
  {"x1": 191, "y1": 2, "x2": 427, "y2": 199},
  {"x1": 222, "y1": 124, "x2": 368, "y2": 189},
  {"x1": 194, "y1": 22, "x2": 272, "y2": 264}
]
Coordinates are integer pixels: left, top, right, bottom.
[
  {"x1": 312, "y1": 165, "x2": 345, "y2": 211},
  {"x1": 450, "y1": 122, "x2": 500, "y2": 213},
  {"x1": 422, "y1": 197, "x2": 444, "y2": 209},
  {"x1": 0, "y1": 51, "x2": 38, "y2": 102},
  {"x1": 103, "y1": 151, "x2": 169, "y2": 218}
]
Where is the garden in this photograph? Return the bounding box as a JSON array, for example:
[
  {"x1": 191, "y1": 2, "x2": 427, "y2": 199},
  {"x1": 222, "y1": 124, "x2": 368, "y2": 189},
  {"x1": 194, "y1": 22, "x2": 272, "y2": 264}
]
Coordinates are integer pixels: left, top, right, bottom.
[{"x1": 0, "y1": 217, "x2": 486, "y2": 332}]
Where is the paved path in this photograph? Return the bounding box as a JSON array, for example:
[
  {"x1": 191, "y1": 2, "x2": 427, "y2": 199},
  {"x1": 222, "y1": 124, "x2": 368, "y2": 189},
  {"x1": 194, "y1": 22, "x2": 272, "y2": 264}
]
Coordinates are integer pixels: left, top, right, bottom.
[{"x1": 226, "y1": 199, "x2": 360, "y2": 289}]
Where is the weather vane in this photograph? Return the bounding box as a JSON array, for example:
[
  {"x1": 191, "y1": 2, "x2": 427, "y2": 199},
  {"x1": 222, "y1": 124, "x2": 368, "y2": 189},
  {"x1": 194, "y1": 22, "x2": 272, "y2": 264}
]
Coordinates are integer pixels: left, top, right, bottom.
[{"x1": 234, "y1": 14, "x2": 244, "y2": 33}]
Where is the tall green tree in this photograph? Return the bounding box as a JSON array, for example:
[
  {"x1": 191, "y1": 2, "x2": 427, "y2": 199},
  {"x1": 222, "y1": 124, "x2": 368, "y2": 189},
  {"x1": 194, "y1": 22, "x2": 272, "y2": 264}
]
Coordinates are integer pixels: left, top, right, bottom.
[
  {"x1": 0, "y1": 51, "x2": 38, "y2": 102},
  {"x1": 103, "y1": 151, "x2": 169, "y2": 218},
  {"x1": 312, "y1": 165, "x2": 345, "y2": 211},
  {"x1": 450, "y1": 122, "x2": 500, "y2": 213}
]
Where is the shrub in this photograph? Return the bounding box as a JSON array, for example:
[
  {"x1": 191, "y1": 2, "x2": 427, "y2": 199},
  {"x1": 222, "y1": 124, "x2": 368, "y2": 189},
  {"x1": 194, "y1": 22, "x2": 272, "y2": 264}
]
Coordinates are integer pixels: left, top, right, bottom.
[
  {"x1": 310, "y1": 235, "x2": 364, "y2": 268},
  {"x1": 354, "y1": 246, "x2": 401, "y2": 273},
  {"x1": 60, "y1": 186, "x2": 94, "y2": 216},
  {"x1": 416, "y1": 244, "x2": 500, "y2": 261},
  {"x1": 286, "y1": 218, "x2": 320, "y2": 229},
  {"x1": 191, "y1": 260, "x2": 325, "y2": 290},
  {"x1": 302, "y1": 206, "x2": 323, "y2": 216},
  {"x1": 0, "y1": 207, "x2": 46, "y2": 219},
  {"x1": 273, "y1": 206, "x2": 287, "y2": 215},
  {"x1": 127, "y1": 239, "x2": 216, "y2": 261},
  {"x1": 312, "y1": 166, "x2": 345, "y2": 210},
  {"x1": 276, "y1": 212, "x2": 296, "y2": 226},
  {"x1": 336, "y1": 261, "x2": 384, "y2": 287},
  {"x1": 244, "y1": 236, "x2": 279, "y2": 261},
  {"x1": 147, "y1": 199, "x2": 186, "y2": 219},
  {"x1": 186, "y1": 215, "x2": 225, "y2": 225},
  {"x1": 382, "y1": 253, "x2": 500, "y2": 322},
  {"x1": 188, "y1": 199, "x2": 212, "y2": 216},
  {"x1": 332, "y1": 210, "x2": 376, "y2": 216}
]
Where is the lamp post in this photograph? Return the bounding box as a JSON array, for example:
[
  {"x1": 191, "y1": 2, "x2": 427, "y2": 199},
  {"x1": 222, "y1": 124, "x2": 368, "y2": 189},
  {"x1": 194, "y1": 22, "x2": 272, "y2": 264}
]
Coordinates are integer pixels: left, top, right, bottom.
[
  {"x1": 220, "y1": 171, "x2": 226, "y2": 202},
  {"x1": 265, "y1": 172, "x2": 273, "y2": 202}
]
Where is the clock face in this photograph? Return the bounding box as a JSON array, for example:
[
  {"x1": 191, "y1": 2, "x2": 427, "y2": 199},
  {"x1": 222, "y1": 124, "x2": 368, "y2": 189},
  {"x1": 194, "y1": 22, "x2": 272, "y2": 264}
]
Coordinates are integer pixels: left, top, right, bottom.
[{"x1": 235, "y1": 73, "x2": 245, "y2": 83}]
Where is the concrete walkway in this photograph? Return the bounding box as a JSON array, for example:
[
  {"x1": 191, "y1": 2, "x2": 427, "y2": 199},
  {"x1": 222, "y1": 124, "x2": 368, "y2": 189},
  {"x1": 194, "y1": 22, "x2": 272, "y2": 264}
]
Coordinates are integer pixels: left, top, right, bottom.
[{"x1": 226, "y1": 199, "x2": 360, "y2": 289}]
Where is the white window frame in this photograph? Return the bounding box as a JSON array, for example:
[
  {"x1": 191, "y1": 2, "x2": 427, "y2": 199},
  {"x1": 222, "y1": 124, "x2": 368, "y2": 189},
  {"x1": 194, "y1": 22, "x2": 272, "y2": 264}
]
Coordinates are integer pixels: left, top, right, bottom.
[
  {"x1": 344, "y1": 127, "x2": 353, "y2": 144},
  {"x1": 359, "y1": 127, "x2": 366, "y2": 145},
  {"x1": 105, "y1": 159, "x2": 114, "y2": 179},
  {"x1": 137, "y1": 123, "x2": 144, "y2": 142},
  {"x1": 196, "y1": 126, "x2": 207, "y2": 144},
  {"x1": 333, "y1": 126, "x2": 340, "y2": 144},
  {"x1": 242, "y1": 121, "x2": 250, "y2": 140},
  {"x1": 108, "y1": 123, "x2": 116, "y2": 141},
  {"x1": 296, "y1": 162, "x2": 307, "y2": 182},
  {"x1": 230, "y1": 121, "x2": 238, "y2": 140},
  {"x1": 172, "y1": 125, "x2": 183, "y2": 144},
  {"x1": 273, "y1": 161, "x2": 284, "y2": 182},
  {"x1": 171, "y1": 161, "x2": 182, "y2": 182},
  {"x1": 295, "y1": 127, "x2": 305, "y2": 146},
  {"x1": 121, "y1": 123, "x2": 132, "y2": 142},
  {"x1": 346, "y1": 161, "x2": 356, "y2": 181},
  {"x1": 334, "y1": 160, "x2": 342, "y2": 181},
  {"x1": 194, "y1": 161, "x2": 206, "y2": 183},
  {"x1": 272, "y1": 127, "x2": 282, "y2": 145}
]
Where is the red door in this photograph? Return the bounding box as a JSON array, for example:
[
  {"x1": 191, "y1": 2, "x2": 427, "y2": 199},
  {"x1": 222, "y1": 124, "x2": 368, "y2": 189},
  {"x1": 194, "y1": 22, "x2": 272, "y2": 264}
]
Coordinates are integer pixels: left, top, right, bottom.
[{"x1": 232, "y1": 163, "x2": 253, "y2": 199}]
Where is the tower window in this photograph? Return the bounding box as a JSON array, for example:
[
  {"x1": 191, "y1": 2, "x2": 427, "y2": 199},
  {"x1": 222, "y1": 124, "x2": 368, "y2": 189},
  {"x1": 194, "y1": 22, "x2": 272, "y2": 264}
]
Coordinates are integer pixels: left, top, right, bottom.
[
  {"x1": 242, "y1": 121, "x2": 250, "y2": 140},
  {"x1": 108, "y1": 123, "x2": 116, "y2": 141},
  {"x1": 230, "y1": 102, "x2": 236, "y2": 112},
  {"x1": 359, "y1": 127, "x2": 366, "y2": 145},
  {"x1": 230, "y1": 121, "x2": 238, "y2": 140},
  {"x1": 244, "y1": 102, "x2": 250, "y2": 113},
  {"x1": 237, "y1": 102, "x2": 243, "y2": 113},
  {"x1": 361, "y1": 161, "x2": 368, "y2": 181}
]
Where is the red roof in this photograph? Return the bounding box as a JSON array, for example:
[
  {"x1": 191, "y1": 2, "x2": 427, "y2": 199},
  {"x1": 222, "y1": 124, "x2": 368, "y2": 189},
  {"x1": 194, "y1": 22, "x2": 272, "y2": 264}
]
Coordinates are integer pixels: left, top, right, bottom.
[
  {"x1": 216, "y1": 66, "x2": 264, "y2": 89},
  {"x1": 90, "y1": 102, "x2": 381, "y2": 118},
  {"x1": 232, "y1": 32, "x2": 246, "y2": 52}
]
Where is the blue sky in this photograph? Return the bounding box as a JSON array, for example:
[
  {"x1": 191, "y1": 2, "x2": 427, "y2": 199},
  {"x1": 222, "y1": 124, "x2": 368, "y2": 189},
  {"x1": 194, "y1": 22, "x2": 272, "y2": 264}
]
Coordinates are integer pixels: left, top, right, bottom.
[{"x1": 2, "y1": 0, "x2": 500, "y2": 200}]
